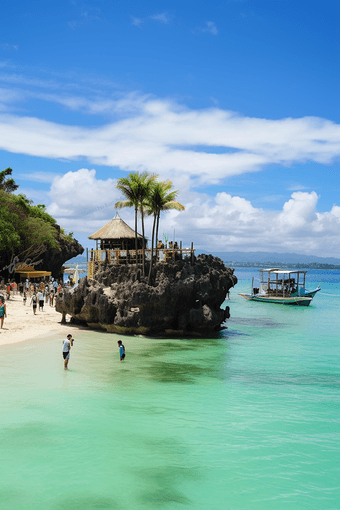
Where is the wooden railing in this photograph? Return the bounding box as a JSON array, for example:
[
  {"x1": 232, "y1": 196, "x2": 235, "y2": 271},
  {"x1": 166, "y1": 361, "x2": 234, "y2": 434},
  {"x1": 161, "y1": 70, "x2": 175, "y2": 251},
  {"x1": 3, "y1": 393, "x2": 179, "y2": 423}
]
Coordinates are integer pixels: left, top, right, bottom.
[{"x1": 87, "y1": 247, "x2": 195, "y2": 279}]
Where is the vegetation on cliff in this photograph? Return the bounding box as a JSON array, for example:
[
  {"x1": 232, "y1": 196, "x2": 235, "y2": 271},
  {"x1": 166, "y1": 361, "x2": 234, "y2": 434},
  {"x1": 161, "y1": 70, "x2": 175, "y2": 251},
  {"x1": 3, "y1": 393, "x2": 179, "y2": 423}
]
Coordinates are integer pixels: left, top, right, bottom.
[{"x1": 0, "y1": 168, "x2": 83, "y2": 277}]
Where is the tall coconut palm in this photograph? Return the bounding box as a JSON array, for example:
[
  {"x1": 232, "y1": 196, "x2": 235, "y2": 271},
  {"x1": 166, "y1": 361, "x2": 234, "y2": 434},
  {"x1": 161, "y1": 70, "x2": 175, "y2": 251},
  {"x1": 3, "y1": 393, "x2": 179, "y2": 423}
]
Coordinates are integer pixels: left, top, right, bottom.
[
  {"x1": 115, "y1": 171, "x2": 156, "y2": 271},
  {"x1": 146, "y1": 180, "x2": 185, "y2": 284},
  {"x1": 138, "y1": 173, "x2": 157, "y2": 274}
]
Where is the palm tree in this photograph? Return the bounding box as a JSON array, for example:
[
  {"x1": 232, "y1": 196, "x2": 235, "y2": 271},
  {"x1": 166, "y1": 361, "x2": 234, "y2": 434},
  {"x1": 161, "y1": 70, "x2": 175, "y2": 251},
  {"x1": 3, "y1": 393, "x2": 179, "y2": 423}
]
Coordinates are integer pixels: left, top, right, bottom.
[
  {"x1": 115, "y1": 172, "x2": 156, "y2": 271},
  {"x1": 146, "y1": 180, "x2": 185, "y2": 284}
]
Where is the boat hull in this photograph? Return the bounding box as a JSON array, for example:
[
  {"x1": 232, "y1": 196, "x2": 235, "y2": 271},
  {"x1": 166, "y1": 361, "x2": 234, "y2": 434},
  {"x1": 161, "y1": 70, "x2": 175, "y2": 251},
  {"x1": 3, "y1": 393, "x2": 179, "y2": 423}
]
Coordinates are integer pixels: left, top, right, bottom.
[
  {"x1": 293, "y1": 287, "x2": 321, "y2": 299},
  {"x1": 239, "y1": 293, "x2": 313, "y2": 306}
]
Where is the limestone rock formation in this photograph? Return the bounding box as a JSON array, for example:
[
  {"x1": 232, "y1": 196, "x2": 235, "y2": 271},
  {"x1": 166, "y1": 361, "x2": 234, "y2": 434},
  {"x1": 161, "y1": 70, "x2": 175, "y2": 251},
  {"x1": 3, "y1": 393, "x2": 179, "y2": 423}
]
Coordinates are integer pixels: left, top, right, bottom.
[
  {"x1": 34, "y1": 231, "x2": 84, "y2": 279},
  {"x1": 56, "y1": 254, "x2": 237, "y2": 336}
]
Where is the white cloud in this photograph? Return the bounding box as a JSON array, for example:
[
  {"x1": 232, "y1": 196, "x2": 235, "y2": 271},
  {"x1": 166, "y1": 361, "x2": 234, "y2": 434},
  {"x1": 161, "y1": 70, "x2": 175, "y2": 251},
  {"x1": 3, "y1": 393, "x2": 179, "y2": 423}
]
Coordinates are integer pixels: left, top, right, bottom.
[
  {"x1": 0, "y1": 87, "x2": 24, "y2": 111},
  {"x1": 131, "y1": 16, "x2": 143, "y2": 27},
  {"x1": 287, "y1": 182, "x2": 309, "y2": 191},
  {"x1": 0, "y1": 43, "x2": 19, "y2": 51},
  {"x1": 278, "y1": 191, "x2": 318, "y2": 229},
  {"x1": 47, "y1": 168, "x2": 120, "y2": 221},
  {"x1": 193, "y1": 21, "x2": 218, "y2": 35},
  {"x1": 18, "y1": 171, "x2": 59, "y2": 183},
  {"x1": 46, "y1": 170, "x2": 340, "y2": 257},
  {"x1": 203, "y1": 21, "x2": 218, "y2": 35},
  {"x1": 1, "y1": 98, "x2": 340, "y2": 186},
  {"x1": 150, "y1": 13, "x2": 171, "y2": 24}
]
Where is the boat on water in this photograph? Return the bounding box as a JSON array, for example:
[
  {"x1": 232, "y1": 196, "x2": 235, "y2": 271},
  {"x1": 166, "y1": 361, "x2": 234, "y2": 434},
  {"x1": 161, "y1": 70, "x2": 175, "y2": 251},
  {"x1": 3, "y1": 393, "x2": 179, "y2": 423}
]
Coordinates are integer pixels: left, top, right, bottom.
[{"x1": 239, "y1": 268, "x2": 321, "y2": 306}]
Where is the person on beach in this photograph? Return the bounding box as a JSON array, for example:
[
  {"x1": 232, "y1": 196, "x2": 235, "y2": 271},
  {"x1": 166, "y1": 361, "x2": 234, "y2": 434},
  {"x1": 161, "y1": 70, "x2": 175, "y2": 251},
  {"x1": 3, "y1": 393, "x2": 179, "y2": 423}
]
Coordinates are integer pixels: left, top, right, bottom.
[
  {"x1": 62, "y1": 334, "x2": 73, "y2": 370},
  {"x1": 6, "y1": 283, "x2": 11, "y2": 300},
  {"x1": 49, "y1": 292, "x2": 54, "y2": 306},
  {"x1": 0, "y1": 297, "x2": 7, "y2": 329},
  {"x1": 23, "y1": 291, "x2": 27, "y2": 305},
  {"x1": 117, "y1": 340, "x2": 125, "y2": 361},
  {"x1": 30, "y1": 293, "x2": 37, "y2": 314},
  {"x1": 37, "y1": 290, "x2": 44, "y2": 311}
]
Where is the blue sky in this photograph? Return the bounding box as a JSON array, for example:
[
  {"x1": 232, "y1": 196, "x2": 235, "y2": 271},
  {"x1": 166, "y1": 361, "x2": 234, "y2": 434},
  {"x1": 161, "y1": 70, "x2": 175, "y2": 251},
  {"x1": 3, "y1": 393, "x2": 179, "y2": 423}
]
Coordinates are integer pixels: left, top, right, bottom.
[{"x1": 1, "y1": 0, "x2": 340, "y2": 256}]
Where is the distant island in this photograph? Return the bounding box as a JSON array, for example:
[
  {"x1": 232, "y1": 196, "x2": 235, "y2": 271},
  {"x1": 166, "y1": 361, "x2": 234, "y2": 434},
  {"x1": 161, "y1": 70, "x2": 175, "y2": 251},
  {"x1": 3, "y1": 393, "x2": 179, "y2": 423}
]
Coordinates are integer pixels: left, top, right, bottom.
[
  {"x1": 70, "y1": 250, "x2": 340, "y2": 270},
  {"x1": 197, "y1": 251, "x2": 340, "y2": 270}
]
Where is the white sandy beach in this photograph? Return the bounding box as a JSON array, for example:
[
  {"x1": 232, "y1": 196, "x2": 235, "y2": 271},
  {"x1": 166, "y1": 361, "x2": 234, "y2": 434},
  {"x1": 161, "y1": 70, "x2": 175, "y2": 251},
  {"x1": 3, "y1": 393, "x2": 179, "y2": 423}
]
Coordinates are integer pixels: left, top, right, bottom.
[{"x1": 0, "y1": 293, "x2": 73, "y2": 347}]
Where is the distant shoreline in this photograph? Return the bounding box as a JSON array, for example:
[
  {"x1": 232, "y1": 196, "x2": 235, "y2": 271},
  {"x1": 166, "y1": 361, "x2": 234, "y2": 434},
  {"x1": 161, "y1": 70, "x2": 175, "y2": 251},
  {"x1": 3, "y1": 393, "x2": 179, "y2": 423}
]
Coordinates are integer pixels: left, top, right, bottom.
[{"x1": 224, "y1": 261, "x2": 340, "y2": 270}]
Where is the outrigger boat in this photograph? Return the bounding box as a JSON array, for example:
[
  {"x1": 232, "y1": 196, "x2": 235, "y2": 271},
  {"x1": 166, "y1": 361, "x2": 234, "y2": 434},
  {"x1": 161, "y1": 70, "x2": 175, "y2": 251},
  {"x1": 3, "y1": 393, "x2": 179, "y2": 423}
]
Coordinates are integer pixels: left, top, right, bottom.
[{"x1": 239, "y1": 268, "x2": 321, "y2": 306}]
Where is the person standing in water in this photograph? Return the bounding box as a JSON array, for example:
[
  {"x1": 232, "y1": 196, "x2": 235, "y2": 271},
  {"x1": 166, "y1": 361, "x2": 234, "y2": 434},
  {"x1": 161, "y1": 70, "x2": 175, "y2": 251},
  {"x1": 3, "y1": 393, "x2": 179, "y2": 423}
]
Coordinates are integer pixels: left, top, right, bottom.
[
  {"x1": 117, "y1": 340, "x2": 125, "y2": 361},
  {"x1": 62, "y1": 334, "x2": 73, "y2": 370},
  {"x1": 0, "y1": 297, "x2": 7, "y2": 329}
]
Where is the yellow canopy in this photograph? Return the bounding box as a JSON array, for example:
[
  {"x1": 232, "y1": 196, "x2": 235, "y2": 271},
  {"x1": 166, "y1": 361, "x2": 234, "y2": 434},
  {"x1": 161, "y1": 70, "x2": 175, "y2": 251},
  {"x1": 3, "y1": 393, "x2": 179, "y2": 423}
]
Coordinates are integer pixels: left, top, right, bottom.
[{"x1": 15, "y1": 270, "x2": 52, "y2": 278}]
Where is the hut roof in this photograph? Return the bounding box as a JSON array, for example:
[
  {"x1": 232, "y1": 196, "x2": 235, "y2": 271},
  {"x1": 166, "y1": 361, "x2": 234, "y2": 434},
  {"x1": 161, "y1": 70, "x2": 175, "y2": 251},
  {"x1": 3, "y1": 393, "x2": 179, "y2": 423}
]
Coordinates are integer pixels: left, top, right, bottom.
[{"x1": 88, "y1": 213, "x2": 143, "y2": 240}]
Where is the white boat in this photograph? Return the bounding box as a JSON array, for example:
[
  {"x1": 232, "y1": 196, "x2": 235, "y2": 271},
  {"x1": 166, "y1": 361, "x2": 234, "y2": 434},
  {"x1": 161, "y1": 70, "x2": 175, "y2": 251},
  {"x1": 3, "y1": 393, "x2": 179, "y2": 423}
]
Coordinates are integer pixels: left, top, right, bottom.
[{"x1": 239, "y1": 268, "x2": 321, "y2": 306}]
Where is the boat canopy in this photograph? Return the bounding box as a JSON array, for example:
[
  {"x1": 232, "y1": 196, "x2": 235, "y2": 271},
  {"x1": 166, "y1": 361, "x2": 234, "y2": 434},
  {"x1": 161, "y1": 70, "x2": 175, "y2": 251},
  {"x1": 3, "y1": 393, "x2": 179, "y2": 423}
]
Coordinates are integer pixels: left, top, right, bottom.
[{"x1": 268, "y1": 270, "x2": 307, "y2": 275}]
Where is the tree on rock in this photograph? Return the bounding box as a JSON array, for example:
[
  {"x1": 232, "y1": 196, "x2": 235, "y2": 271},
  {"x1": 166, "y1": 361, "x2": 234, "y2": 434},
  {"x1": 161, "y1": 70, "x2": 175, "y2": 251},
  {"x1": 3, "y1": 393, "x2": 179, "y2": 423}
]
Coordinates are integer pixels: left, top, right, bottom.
[
  {"x1": 115, "y1": 171, "x2": 156, "y2": 274},
  {"x1": 146, "y1": 180, "x2": 185, "y2": 284},
  {"x1": 0, "y1": 168, "x2": 19, "y2": 193}
]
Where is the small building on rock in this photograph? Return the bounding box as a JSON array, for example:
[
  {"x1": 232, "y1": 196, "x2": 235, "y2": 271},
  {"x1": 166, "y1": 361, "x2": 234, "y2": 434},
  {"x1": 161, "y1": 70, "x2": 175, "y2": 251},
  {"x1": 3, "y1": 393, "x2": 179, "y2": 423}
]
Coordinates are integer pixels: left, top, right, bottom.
[{"x1": 88, "y1": 212, "x2": 145, "y2": 251}]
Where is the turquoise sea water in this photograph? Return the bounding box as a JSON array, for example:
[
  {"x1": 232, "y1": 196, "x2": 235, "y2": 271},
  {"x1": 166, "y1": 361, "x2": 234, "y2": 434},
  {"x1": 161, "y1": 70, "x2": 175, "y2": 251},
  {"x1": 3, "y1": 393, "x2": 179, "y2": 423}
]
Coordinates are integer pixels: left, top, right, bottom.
[{"x1": 1, "y1": 268, "x2": 339, "y2": 510}]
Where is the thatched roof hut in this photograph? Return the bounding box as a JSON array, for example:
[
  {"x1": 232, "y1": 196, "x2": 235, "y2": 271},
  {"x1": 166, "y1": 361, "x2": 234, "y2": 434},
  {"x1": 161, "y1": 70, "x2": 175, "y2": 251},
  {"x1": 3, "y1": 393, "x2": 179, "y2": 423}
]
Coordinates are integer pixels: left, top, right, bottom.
[{"x1": 88, "y1": 213, "x2": 145, "y2": 250}]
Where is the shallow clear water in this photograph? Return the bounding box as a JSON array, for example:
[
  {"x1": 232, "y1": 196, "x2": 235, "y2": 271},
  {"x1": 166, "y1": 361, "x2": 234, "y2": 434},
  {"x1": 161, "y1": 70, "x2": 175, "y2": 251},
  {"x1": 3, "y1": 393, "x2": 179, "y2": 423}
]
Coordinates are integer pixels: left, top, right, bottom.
[{"x1": 1, "y1": 268, "x2": 339, "y2": 509}]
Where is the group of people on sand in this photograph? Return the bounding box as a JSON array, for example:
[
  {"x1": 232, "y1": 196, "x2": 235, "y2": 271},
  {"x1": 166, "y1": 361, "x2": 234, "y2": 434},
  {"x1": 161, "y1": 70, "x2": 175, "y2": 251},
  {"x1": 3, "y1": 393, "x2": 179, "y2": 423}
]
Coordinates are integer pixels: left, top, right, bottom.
[
  {"x1": 0, "y1": 277, "x2": 64, "y2": 330},
  {"x1": 62, "y1": 336, "x2": 125, "y2": 370},
  {"x1": 24, "y1": 280, "x2": 61, "y2": 314}
]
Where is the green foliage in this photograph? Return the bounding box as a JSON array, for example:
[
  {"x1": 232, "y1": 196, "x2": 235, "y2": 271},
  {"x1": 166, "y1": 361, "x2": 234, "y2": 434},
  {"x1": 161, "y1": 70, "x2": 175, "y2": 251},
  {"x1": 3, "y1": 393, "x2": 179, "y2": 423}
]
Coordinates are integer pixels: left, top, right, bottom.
[
  {"x1": 115, "y1": 171, "x2": 185, "y2": 282},
  {"x1": 63, "y1": 232, "x2": 74, "y2": 242},
  {"x1": 0, "y1": 187, "x2": 59, "y2": 258},
  {"x1": 0, "y1": 167, "x2": 19, "y2": 193}
]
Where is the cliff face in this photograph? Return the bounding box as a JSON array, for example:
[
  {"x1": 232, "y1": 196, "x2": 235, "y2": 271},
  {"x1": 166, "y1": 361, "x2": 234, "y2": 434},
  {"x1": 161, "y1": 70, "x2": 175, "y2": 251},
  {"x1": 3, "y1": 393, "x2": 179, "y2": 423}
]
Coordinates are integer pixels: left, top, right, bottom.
[
  {"x1": 0, "y1": 225, "x2": 84, "y2": 280},
  {"x1": 56, "y1": 254, "x2": 237, "y2": 336},
  {"x1": 34, "y1": 231, "x2": 84, "y2": 279}
]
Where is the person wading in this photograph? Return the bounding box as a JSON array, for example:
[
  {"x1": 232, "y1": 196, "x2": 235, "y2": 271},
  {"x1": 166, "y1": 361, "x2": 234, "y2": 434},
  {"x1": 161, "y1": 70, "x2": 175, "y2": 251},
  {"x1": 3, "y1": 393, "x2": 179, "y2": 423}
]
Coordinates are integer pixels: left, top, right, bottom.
[
  {"x1": 117, "y1": 340, "x2": 125, "y2": 361},
  {"x1": 62, "y1": 334, "x2": 73, "y2": 370}
]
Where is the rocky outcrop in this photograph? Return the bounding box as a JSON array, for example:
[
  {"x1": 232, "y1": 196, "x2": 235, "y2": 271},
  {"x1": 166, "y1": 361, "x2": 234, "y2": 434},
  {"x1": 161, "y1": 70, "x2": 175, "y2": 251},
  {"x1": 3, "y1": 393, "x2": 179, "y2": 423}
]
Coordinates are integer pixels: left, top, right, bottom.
[
  {"x1": 34, "y1": 231, "x2": 84, "y2": 279},
  {"x1": 56, "y1": 254, "x2": 237, "y2": 336}
]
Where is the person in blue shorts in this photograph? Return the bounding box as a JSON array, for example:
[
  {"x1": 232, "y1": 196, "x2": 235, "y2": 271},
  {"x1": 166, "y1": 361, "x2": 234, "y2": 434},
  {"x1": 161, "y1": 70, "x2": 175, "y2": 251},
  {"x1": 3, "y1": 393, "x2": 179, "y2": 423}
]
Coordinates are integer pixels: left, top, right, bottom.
[{"x1": 117, "y1": 340, "x2": 125, "y2": 361}]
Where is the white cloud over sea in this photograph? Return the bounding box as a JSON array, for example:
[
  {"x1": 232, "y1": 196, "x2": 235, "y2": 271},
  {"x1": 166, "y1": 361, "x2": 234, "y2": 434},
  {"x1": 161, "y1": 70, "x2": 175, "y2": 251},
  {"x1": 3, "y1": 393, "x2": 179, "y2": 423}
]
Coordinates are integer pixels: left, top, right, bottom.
[
  {"x1": 46, "y1": 169, "x2": 340, "y2": 257},
  {"x1": 2, "y1": 82, "x2": 340, "y2": 256},
  {"x1": 1, "y1": 96, "x2": 340, "y2": 185}
]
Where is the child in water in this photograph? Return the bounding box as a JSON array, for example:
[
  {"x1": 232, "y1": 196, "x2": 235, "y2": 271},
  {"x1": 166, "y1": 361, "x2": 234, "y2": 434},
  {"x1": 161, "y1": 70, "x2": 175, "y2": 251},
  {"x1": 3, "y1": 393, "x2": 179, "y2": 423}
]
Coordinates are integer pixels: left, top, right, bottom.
[{"x1": 117, "y1": 340, "x2": 125, "y2": 361}]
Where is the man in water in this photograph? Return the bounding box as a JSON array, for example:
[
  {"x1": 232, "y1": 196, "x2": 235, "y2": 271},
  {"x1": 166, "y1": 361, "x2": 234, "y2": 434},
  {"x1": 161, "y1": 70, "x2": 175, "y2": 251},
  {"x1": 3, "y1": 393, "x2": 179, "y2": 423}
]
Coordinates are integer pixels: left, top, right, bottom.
[
  {"x1": 117, "y1": 340, "x2": 125, "y2": 361},
  {"x1": 62, "y1": 334, "x2": 73, "y2": 370}
]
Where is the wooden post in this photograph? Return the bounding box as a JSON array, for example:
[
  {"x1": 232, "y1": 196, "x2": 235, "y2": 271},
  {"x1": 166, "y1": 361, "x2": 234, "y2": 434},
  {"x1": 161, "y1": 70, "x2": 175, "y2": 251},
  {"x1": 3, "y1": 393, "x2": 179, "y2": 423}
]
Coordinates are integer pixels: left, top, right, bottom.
[
  {"x1": 86, "y1": 247, "x2": 88, "y2": 262},
  {"x1": 276, "y1": 273, "x2": 278, "y2": 297},
  {"x1": 191, "y1": 242, "x2": 194, "y2": 264}
]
